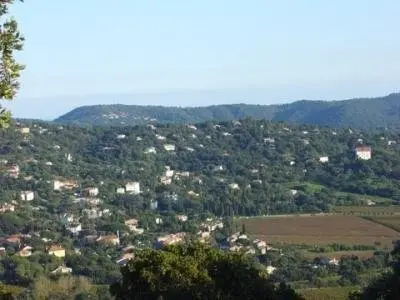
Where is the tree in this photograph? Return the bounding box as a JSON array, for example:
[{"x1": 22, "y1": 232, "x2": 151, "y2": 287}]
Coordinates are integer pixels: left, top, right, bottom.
[
  {"x1": 0, "y1": 0, "x2": 24, "y2": 129},
  {"x1": 110, "y1": 243, "x2": 303, "y2": 300},
  {"x1": 350, "y1": 240, "x2": 400, "y2": 300}
]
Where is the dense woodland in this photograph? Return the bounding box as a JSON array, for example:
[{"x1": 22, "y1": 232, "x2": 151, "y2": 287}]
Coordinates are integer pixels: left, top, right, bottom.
[{"x1": 54, "y1": 93, "x2": 400, "y2": 130}]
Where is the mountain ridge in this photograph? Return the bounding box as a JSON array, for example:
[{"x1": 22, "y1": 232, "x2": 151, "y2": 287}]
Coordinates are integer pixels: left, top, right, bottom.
[{"x1": 54, "y1": 93, "x2": 400, "y2": 130}]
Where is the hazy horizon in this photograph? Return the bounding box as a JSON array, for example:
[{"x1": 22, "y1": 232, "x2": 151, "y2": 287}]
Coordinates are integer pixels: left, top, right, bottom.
[{"x1": 7, "y1": 89, "x2": 399, "y2": 121}]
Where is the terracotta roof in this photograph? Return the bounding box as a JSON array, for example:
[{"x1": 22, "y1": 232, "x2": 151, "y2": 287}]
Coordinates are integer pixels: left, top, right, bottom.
[
  {"x1": 355, "y1": 146, "x2": 372, "y2": 151},
  {"x1": 96, "y1": 235, "x2": 119, "y2": 243},
  {"x1": 6, "y1": 235, "x2": 21, "y2": 244}
]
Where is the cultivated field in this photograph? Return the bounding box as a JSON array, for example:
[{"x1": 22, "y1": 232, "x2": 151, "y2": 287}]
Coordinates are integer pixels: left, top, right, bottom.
[
  {"x1": 334, "y1": 205, "x2": 400, "y2": 215},
  {"x1": 301, "y1": 250, "x2": 376, "y2": 261},
  {"x1": 238, "y1": 215, "x2": 400, "y2": 247},
  {"x1": 365, "y1": 215, "x2": 400, "y2": 232}
]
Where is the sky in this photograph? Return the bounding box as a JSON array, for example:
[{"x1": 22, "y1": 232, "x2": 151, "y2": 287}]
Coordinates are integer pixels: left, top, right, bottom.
[{"x1": 4, "y1": 0, "x2": 400, "y2": 119}]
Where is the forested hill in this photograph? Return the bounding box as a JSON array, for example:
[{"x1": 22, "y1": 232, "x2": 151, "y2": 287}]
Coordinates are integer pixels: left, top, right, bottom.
[
  {"x1": 2, "y1": 118, "x2": 400, "y2": 217},
  {"x1": 54, "y1": 93, "x2": 400, "y2": 130}
]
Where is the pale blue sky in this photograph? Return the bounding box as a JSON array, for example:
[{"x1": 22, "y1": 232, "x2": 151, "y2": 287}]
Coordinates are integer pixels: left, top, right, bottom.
[{"x1": 6, "y1": 0, "x2": 400, "y2": 119}]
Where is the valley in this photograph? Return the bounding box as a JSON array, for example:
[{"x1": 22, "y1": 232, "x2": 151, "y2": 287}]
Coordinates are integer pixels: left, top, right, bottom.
[{"x1": 0, "y1": 117, "x2": 399, "y2": 298}]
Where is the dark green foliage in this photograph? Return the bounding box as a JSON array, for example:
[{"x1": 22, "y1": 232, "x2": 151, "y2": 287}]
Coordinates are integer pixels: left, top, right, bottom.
[
  {"x1": 349, "y1": 241, "x2": 400, "y2": 300},
  {"x1": 110, "y1": 243, "x2": 303, "y2": 300},
  {"x1": 1, "y1": 118, "x2": 400, "y2": 218},
  {"x1": 54, "y1": 93, "x2": 400, "y2": 130}
]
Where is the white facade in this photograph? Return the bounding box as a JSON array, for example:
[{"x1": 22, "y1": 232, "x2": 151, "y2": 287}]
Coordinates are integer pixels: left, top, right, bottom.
[
  {"x1": 85, "y1": 187, "x2": 99, "y2": 197},
  {"x1": 160, "y1": 176, "x2": 172, "y2": 185},
  {"x1": 53, "y1": 180, "x2": 77, "y2": 191},
  {"x1": 66, "y1": 223, "x2": 82, "y2": 234},
  {"x1": 20, "y1": 127, "x2": 30, "y2": 134},
  {"x1": 21, "y1": 191, "x2": 35, "y2": 201},
  {"x1": 144, "y1": 147, "x2": 156, "y2": 154},
  {"x1": 266, "y1": 266, "x2": 277, "y2": 275},
  {"x1": 125, "y1": 182, "x2": 140, "y2": 195},
  {"x1": 229, "y1": 183, "x2": 240, "y2": 190},
  {"x1": 165, "y1": 169, "x2": 174, "y2": 178},
  {"x1": 156, "y1": 134, "x2": 166, "y2": 140},
  {"x1": 7, "y1": 165, "x2": 20, "y2": 178},
  {"x1": 116, "y1": 187, "x2": 125, "y2": 194},
  {"x1": 164, "y1": 144, "x2": 176, "y2": 151},
  {"x1": 51, "y1": 266, "x2": 72, "y2": 274},
  {"x1": 355, "y1": 147, "x2": 372, "y2": 160},
  {"x1": 319, "y1": 156, "x2": 329, "y2": 163},
  {"x1": 176, "y1": 215, "x2": 188, "y2": 222}
]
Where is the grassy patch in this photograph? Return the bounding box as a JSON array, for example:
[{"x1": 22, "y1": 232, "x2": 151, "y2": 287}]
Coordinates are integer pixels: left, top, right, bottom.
[
  {"x1": 334, "y1": 205, "x2": 400, "y2": 216},
  {"x1": 363, "y1": 215, "x2": 400, "y2": 232},
  {"x1": 299, "y1": 286, "x2": 359, "y2": 300}
]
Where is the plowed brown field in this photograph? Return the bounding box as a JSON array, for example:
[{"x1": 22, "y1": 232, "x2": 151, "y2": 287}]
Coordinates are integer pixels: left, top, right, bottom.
[{"x1": 239, "y1": 215, "x2": 400, "y2": 247}]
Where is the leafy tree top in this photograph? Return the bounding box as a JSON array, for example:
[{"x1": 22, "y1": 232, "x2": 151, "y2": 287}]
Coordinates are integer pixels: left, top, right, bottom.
[
  {"x1": 0, "y1": 0, "x2": 24, "y2": 129},
  {"x1": 111, "y1": 242, "x2": 303, "y2": 300}
]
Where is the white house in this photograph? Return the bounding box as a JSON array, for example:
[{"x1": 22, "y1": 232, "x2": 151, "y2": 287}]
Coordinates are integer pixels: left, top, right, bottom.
[
  {"x1": 264, "y1": 137, "x2": 275, "y2": 143},
  {"x1": 51, "y1": 266, "x2": 72, "y2": 275},
  {"x1": 266, "y1": 266, "x2": 277, "y2": 275},
  {"x1": 20, "y1": 191, "x2": 35, "y2": 201},
  {"x1": 229, "y1": 183, "x2": 240, "y2": 190},
  {"x1": 188, "y1": 190, "x2": 200, "y2": 197},
  {"x1": 6, "y1": 165, "x2": 19, "y2": 178},
  {"x1": 66, "y1": 223, "x2": 82, "y2": 235},
  {"x1": 176, "y1": 215, "x2": 188, "y2": 222},
  {"x1": 125, "y1": 219, "x2": 144, "y2": 234},
  {"x1": 160, "y1": 176, "x2": 172, "y2": 185},
  {"x1": 329, "y1": 258, "x2": 339, "y2": 266},
  {"x1": 156, "y1": 134, "x2": 166, "y2": 140},
  {"x1": 53, "y1": 180, "x2": 78, "y2": 191},
  {"x1": 164, "y1": 144, "x2": 176, "y2": 151},
  {"x1": 84, "y1": 187, "x2": 99, "y2": 197},
  {"x1": 116, "y1": 134, "x2": 126, "y2": 139},
  {"x1": 19, "y1": 127, "x2": 30, "y2": 134},
  {"x1": 355, "y1": 146, "x2": 372, "y2": 160},
  {"x1": 144, "y1": 147, "x2": 157, "y2": 154},
  {"x1": 164, "y1": 166, "x2": 175, "y2": 178},
  {"x1": 116, "y1": 187, "x2": 125, "y2": 194},
  {"x1": 319, "y1": 156, "x2": 329, "y2": 163},
  {"x1": 125, "y1": 182, "x2": 140, "y2": 195},
  {"x1": 0, "y1": 203, "x2": 15, "y2": 213},
  {"x1": 157, "y1": 233, "x2": 186, "y2": 247}
]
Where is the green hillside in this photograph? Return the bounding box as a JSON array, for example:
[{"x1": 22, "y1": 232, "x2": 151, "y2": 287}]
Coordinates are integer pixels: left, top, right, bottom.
[
  {"x1": 54, "y1": 93, "x2": 400, "y2": 130},
  {"x1": 1, "y1": 118, "x2": 399, "y2": 297}
]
